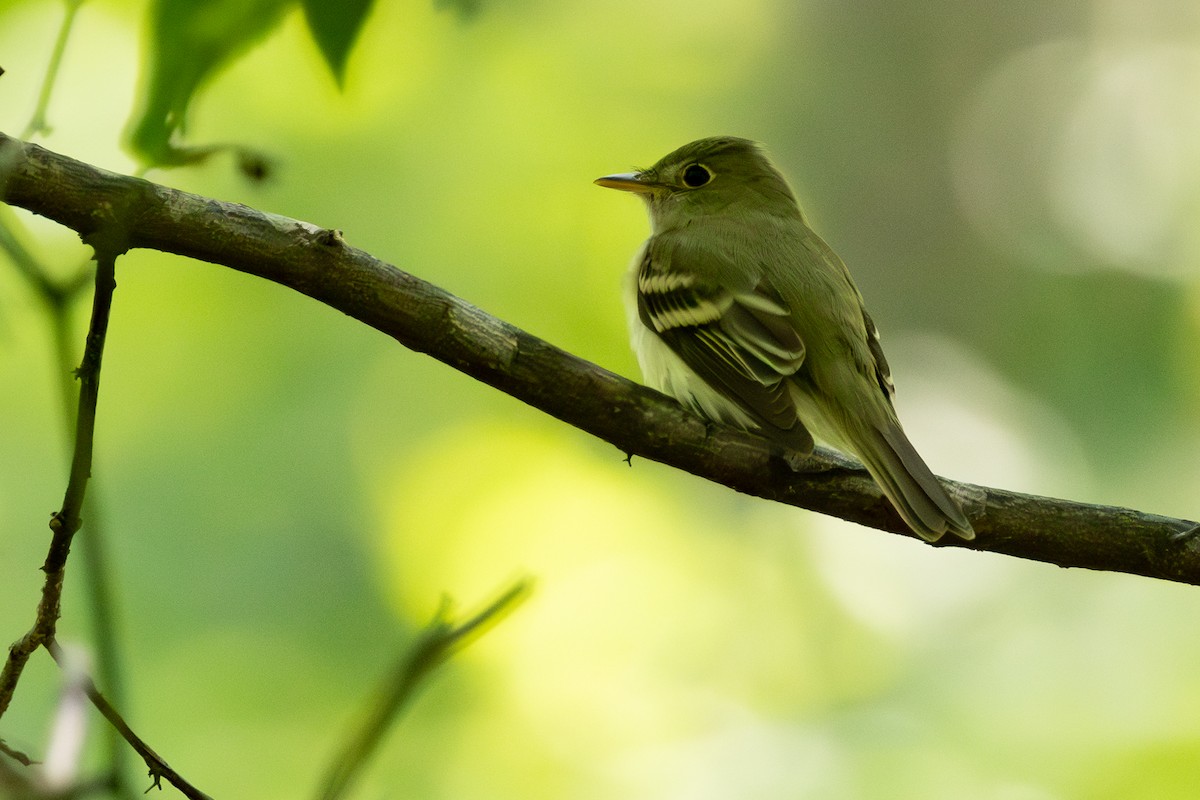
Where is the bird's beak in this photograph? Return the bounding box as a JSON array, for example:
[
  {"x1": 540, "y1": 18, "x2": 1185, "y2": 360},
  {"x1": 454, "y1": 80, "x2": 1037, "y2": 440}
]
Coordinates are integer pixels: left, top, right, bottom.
[{"x1": 594, "y1": 172, "x2": 657, "y2": 193}]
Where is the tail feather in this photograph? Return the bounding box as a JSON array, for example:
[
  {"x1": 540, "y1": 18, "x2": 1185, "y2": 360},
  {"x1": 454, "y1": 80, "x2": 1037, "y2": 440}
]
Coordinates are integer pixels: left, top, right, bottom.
[{"x1": 857, "y1": 422, "x2": 974, "y2": 542}]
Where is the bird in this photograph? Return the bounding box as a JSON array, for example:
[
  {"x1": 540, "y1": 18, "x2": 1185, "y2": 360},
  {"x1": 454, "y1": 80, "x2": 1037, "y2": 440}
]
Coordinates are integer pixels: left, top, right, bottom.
[{"x1": 595, "y1": 136, "x2": 973, "y2": 541}]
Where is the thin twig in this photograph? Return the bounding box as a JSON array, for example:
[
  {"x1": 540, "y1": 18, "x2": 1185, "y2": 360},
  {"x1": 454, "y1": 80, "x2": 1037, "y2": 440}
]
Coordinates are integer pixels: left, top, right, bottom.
[
  {"x1": 0, "y1": 207, "x2": 132, "y2": 790},
  {"x1": 1, "y1": 131, "x2": 1199, "y2": 584},
  {"x1": 21, "y1": 0, "x2": 87, "y2": 140},
  {"x1": 45, "y1": 643, "x2": 214, "y2": 800},
  {"x1": 317, "y1": 580, "x2": 532, "y2": 800},
  {"x1": 0, "y1": 246, "x2": 116, "y2": 718},
  {"x1": 0, "y1": 739, "x2": 37, "y2": 767}
]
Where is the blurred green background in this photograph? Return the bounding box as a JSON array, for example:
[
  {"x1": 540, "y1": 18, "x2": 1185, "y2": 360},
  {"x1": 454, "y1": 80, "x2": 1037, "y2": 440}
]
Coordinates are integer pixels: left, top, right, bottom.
[{"x1": 3, "y1": 0, "x2": 1200, "y2": 797}]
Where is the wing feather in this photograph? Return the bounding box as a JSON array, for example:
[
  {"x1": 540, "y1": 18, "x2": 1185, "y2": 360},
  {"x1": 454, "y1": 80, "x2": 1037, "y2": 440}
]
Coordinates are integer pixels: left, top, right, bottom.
[{"x1": 636, "y1": 236, "x2": 812, "y2": 452}]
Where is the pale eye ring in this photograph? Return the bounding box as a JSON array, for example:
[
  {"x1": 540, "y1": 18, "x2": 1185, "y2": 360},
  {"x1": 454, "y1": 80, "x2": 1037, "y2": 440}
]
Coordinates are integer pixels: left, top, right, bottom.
[{"x1": 681, "y1": 163, "x2": 713, "y2": 188}]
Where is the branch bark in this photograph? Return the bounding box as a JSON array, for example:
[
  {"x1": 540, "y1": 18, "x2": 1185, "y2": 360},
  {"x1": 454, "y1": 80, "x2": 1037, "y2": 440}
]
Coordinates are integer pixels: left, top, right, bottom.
[{"x1": 2, "y1": 132, "x2": 1198, "y2": 584}]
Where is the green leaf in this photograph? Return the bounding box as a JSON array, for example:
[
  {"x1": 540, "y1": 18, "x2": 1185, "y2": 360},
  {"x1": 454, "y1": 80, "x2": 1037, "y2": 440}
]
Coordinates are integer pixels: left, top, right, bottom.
[
  {"x1": 301, "y1": 0, "x2": 376, "y2": 88},
  {"x1": 125, "y1": 0, "x2": 295, "y2": 168}
]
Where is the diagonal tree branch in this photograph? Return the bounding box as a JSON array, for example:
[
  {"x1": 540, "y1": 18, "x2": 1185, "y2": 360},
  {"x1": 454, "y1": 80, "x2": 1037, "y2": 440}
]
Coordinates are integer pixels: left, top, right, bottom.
[{"x1": 1, "y1": 131, "x2": 1197, "y2": 584}]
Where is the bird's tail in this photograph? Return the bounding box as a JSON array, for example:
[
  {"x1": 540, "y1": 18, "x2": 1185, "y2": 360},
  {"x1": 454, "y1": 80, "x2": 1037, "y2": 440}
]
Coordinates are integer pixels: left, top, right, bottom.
[{"x1": 854, "y1": 420, "x2": 974, "y2": 542}]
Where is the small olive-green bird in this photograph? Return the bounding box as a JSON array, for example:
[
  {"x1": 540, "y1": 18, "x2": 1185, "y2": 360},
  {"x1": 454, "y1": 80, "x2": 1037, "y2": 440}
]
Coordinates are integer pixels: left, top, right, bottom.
[{"x1": 595, "y1": 136, "x2": 973, "y2": 541}]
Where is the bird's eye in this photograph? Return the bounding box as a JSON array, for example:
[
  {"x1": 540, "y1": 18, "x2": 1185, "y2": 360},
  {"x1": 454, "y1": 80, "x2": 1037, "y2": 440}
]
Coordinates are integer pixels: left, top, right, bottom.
[{"x1": 681, "y1": 163, "x2": 713, "y2": 188}]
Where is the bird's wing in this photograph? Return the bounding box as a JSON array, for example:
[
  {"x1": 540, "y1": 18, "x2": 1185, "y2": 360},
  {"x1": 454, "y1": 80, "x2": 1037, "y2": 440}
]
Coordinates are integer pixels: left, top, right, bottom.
[
  {"x1": 793, "y1": 229, "x2": 897, "y2": 408},
  {"x1": 637, "y1": 233, "x2": 813, "y2": 452},
  {"x1": 861, "y1": 309, "x2": 896, "y2": 403}
]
